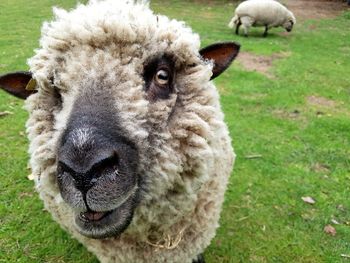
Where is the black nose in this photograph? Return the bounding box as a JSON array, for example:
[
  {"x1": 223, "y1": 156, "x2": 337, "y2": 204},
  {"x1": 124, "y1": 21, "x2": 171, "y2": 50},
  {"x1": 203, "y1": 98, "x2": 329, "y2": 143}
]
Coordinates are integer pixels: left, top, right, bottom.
[
  {"x1": 57, "y1": 151, "x2": 119, "y2": 194},
  {"x1": 57, "y1": 127, "x2": 122, "y2": 194}
]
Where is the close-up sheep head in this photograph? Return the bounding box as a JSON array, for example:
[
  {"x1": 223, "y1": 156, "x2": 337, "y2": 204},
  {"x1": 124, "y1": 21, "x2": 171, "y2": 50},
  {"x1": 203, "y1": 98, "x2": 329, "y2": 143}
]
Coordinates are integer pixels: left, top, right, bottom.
[{"x1": 0, "y1": 0, "x2": 239, "y2": 262}]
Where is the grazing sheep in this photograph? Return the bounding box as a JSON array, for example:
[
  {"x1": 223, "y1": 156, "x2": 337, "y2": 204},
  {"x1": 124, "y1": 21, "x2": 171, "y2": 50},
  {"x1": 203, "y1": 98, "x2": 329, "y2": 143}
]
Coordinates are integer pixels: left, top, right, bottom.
[
  {"x1": 228, "y1": 0, "x2": 296, "y2": 37},
  {"x1": 0, "y1": 0, "x2": 240, "y2": 262}
]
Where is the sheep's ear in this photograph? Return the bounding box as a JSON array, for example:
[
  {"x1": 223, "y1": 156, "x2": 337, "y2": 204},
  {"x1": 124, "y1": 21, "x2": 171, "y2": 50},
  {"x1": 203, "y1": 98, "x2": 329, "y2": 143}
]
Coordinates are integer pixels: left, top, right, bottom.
[
  {"x1": 200, "y1": 42, "x2": 240, "y2": 80},
  {"x1": 0, "y1": 71, "x2": 36, "y2": 99}
]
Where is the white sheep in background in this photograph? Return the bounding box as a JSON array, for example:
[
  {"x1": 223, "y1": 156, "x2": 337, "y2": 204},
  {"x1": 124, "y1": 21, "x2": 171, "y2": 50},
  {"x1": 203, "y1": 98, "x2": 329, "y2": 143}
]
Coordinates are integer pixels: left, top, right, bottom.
[
  {"x1": 0, "y1": 0, "x2": 240, "y2": 262},
  {"x1": 228, "y1": 0, "x2": 296, "y2": 37}
]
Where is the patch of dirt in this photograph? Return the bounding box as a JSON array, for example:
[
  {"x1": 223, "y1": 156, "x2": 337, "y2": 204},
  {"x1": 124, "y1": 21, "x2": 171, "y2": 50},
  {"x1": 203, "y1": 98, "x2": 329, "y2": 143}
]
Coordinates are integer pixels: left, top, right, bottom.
[
  {"x1": 283, "y1": 0, "x2": 348, "y2": 20},
  {"x1": 272, "y1": 109, "x2": 309, "y2": 127},
  {"x1": 311, "y1": 163, "x2": 331, "y2": 173},
  {"x1": 307, "y1": 95, "x2": 336, "y2": 107},
  {"x1": 273, "y1": 109, "x2": 302, "y2": 120},
  {"x1": 305, "y1": 95, "x2": 350, "y2": 116},
  {"x1": 236, "y1": 51, "x2": 290, "y2": 78}
]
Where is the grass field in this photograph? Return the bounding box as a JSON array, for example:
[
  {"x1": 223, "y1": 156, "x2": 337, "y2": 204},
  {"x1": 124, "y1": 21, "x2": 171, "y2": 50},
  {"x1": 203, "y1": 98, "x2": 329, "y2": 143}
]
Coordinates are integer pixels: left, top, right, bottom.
[{"x1": 0, "y1": 0, "x2": 349, "y2": 262}]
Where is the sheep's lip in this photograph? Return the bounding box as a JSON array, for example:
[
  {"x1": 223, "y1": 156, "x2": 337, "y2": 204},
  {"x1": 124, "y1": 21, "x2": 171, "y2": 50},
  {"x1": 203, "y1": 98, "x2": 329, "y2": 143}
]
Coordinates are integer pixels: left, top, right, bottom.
[
  {"x1": 77, "y1": 184, "x2": 138, "y2": 224},
  {"x1": 73, "y1": 189, "x2": 138, "y2": 239},
  {"x1": 79, "y1": 210, "x2": 112, "y2": 222},
  {"x1": 75, "y1": 206, "x2": 119, "y2": 226}
]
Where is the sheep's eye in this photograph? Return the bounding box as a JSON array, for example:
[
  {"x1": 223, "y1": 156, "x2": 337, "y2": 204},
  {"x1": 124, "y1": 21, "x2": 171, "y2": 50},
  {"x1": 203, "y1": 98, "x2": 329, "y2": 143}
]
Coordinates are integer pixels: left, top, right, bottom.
[
  {"x1": 155, "y1": 69, "x2": 169, "y2": 86},
  {"x1": 53, "y1": 86, "x2": 63, "y2": 105},
  {"x1": 143, "y1": 55, "x2": 175, "y2": 101}
]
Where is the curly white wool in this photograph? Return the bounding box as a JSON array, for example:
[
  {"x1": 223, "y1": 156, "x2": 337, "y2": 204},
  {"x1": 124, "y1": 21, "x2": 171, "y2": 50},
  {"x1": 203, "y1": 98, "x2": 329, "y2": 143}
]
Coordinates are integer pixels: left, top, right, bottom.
[
  {"x1": 228, "y1": 0, "x2": 296, "y2": 36},
  {"x1": 24, "y1": 0, "x2": 235, "y2": 262}
]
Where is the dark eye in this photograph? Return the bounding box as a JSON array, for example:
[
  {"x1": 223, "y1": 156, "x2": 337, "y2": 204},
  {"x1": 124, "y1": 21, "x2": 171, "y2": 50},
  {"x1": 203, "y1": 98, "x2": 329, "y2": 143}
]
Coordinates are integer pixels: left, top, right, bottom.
[
  {"x1": 54, "y1": 86, "x2": 62, "y2": 99},
  {"x1": 143, "y1": 55, "x2": 175, "y2": 101},
  {"x1": 155, "y1": 69, "x2": 170, "y2": 86}
]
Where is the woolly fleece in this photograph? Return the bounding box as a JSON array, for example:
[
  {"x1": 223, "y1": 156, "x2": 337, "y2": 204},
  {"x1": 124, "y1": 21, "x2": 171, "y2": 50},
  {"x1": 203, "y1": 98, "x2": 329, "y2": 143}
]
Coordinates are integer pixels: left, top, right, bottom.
[
  {"x1": 25, "y1": 0, "x2": 235, "y2": 262},
  {"x1": 228, "y1": 0, "x2": 296, "y2": 31}
]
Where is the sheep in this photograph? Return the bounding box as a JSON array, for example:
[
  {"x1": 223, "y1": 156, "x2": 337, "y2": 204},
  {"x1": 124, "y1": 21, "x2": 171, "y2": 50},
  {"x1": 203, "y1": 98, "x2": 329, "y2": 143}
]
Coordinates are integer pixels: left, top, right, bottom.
[
  {"x1": 228, "y1": 0, "x2": 296, "y2": 37},
  {"x1": 0, "y1": 0, "x2": 240, "y2": 262}
]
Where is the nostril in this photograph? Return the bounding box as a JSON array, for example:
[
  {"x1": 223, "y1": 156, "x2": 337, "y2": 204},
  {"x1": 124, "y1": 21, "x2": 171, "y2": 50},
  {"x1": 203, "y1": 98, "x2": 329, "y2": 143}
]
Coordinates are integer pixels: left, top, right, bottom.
[
  {"x1": 57, "y1": 161, "x2": 91, "y2": 193},
  {"x1": 90, "y1": 152, "x2": 119, "y2": 178},
  {"x1": 57, "y1": 151, "x2": 120, "y2": 194}
]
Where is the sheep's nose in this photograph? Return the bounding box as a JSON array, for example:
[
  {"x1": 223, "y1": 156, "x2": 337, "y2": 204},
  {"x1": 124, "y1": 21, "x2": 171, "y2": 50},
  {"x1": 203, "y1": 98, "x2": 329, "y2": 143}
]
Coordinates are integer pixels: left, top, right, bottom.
[
  {"x1": 57, "y1": 127, "x2": 120, "y2": 194},
  {"x1": 57, "y1": 151, "x2": 118, "y2": 194}
]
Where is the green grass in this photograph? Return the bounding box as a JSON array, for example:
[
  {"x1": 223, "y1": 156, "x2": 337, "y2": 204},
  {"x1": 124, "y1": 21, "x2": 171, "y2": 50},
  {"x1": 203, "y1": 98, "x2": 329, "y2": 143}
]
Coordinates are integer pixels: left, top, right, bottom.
[{"x1": 1, "y1": 0, "x2": 349, "y2": 262}]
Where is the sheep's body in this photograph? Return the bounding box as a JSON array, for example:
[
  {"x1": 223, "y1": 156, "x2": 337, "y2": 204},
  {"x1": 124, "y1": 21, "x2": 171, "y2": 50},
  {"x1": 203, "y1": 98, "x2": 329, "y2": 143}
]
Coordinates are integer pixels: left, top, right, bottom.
[
  {"x1": 228, "y1": 0, "x2": 296, "y2": 36},
  {"x1": 19, "y1": 0, "x2": 235, "y2": 262}
]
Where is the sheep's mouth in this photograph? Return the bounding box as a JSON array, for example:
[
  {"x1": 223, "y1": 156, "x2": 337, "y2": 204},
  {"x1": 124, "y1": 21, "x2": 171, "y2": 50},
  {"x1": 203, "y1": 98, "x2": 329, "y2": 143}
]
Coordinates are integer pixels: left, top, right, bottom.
[
  {"x1": 74, "y1": 189, "x2": 139, "y2": 239},
  {"x1": 79, "y1": 210, "x2": 112, "y2": 222}
]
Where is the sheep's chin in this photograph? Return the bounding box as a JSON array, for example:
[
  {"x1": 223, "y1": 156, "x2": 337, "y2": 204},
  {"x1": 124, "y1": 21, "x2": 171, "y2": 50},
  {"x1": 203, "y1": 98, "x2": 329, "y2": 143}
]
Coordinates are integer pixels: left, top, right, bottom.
[{"x1": 73, "y1": 191, "x2": 137, "y2": 239}]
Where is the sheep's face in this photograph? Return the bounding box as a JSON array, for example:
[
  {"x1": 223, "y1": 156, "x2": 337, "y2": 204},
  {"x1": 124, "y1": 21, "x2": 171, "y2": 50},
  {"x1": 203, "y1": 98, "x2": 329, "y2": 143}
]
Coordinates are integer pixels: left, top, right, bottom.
[
  {"x1": 52, "y1": 52, "x2": 179, "y2": 238},
  {"x1": 283, "y1": 20, "x2": 294, "y2": 32},
  {"x1": 55, "y1": 85, "x2": 141, "y2": 238},
  {"x1": 0, "y1": 1, "x2": 239, "y2": 240}
]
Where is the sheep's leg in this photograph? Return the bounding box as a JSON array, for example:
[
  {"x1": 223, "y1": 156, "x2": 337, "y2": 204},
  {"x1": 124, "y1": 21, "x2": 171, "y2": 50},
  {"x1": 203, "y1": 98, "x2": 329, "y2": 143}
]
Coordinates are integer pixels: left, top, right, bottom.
[
  {"x1": 192, "y1": 254, "x2": 205, "y2": 263},
  {"x1": 240, "y1": 16, "x2": 253, "y2": 37},
  {"x1": 263, "y1": 25, "x2": 269, "y2": 37},
  {"x1": 241, "y1": 24, "x2": 249, "y2": 37},
  {"x1": 235, "y1": 19, "x2": 241, "y2": 35}
]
